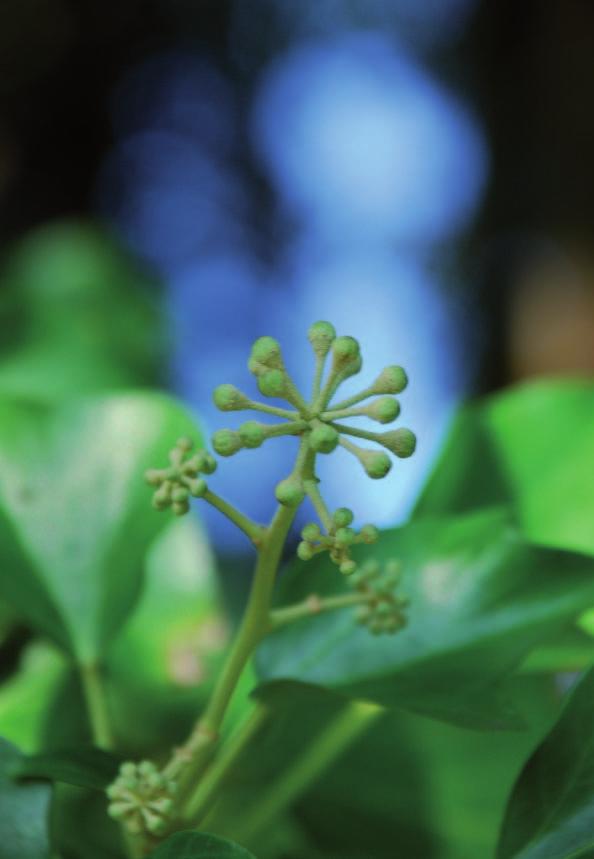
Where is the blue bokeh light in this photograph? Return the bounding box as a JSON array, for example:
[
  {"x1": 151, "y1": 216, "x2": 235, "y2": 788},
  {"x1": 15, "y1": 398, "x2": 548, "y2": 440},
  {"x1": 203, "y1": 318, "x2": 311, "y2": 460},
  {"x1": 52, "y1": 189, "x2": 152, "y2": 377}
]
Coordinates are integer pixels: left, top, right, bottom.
[{"x1": 252, "y1": 34, "x2": 488, "y2": 245}]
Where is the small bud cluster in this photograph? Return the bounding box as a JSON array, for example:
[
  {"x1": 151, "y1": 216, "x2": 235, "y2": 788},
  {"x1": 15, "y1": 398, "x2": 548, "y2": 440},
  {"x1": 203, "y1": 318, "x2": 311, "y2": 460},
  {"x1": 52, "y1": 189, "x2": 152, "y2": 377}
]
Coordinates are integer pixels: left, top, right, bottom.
[
  {"x1": 297, "y1": 509, "x2": 379, "y2": 575},
  {"x1": 145, "y1": 437, "x2": 216, "y2": 516},
  {"x1": 106, "y1": 761, "x2": 176, "y2": 837},
  {"x1": 350, "y1": 560, "x2": 408, "y2": 635}
]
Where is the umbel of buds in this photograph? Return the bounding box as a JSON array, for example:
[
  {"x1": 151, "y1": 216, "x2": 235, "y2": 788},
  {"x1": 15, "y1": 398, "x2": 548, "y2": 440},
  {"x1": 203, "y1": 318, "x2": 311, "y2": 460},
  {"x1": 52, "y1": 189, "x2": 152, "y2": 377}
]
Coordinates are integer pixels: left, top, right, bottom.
[
  {"x1": 349, "y1": 559, "x2": 409, "y2": 635},
  {"x1": 297, "y1": 509, "x2": 379, "y2": 576},
  {"x1": 107, "y1": 760, "x2": 177, "y2": 837},
  {"x1": 212, "y1": 321, "x2": 416, "y2": 494},
  {"x1": 145, "y1": 437, "x2": 216, "y2": 515}
]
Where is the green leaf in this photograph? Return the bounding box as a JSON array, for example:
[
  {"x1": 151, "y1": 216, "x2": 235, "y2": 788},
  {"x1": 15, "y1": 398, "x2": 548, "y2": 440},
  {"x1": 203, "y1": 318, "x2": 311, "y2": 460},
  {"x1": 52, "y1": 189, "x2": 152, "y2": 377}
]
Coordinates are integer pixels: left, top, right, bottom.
[
  {"x1": 0, "y1": 738, "x2": 52, "y2": 859},
  {"x1": 12, "y1": 746, "x2": 120, "y2": 790},
  {"x1": 0, "y1": 392, "x2": 200, "y2": 664},
  {"x1": 256, "y1": 508, "x2": 594, "y2": 727},
  {"x1": 415, "y1": 380, "x2": 594, "y2": 555},
  {"x1": 498, "y1": 669, "x2": 594, "y2": 859},
  {"x1": 148, "y1": 831, "x2": 256, "y2": 858}
]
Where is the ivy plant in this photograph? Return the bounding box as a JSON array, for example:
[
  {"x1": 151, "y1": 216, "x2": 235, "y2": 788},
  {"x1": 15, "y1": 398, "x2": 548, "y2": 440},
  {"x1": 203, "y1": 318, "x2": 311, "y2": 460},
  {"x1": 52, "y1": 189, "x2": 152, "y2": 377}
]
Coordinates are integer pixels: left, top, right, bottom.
[{"x1": 0, "y1": 322, "x2": 593, "y2": 859}]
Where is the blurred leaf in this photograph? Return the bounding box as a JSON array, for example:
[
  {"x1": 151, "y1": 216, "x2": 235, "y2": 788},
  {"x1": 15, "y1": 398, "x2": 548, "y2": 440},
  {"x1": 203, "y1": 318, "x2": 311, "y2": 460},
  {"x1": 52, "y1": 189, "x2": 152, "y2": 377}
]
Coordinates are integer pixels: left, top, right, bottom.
[
  {"x1": 12, "y1": 746, "x2": 120, "y2": 791},
  {"x1": 298, "y1": 676, "x2": 560, "y2": 859},
  {"x1": 0, "y1": 221, "x2": 165, "y2": 401},
  {"x1": 415, "y1": 380, "x2": 594, "y2": 555},
  {"x1": 0, "y1": 738, "x2": 51, "y2": 859},
  {"x1": 148, "y1": 832, "x2": 256, "y2": 858},
  {"x1": 107, "y1": 516, "x2": 228, "y2": 754},
  {"x1": 520, "y1": 624, "x2": 594, "y2": 673},
  {"x1": 0, "y1": 392, "x2": 201, "y2": 664},
  {"x1": 256, "y1": 508, "x2": 594, "y2": 728},
  {"x1": 0, "y1": 644, "x2": 66, "y2": 753},
  {"x1": 50, "y1": 783, "x2": 125, "y2": 859},
  {"x1": 498, "y1": 669, "x2": 594, "y2": 859}
]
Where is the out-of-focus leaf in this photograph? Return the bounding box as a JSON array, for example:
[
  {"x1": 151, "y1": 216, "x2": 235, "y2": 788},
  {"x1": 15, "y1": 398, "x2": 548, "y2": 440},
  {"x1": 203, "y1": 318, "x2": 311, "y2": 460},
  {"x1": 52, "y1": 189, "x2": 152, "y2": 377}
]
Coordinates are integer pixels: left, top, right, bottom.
[
  {"x1": 0, "y1": 738, "x2": 51, "y2": 859},
  {"x1": 50, "y1": 783, "x2": 125, "y2": 859},
  {"x1": 256, "y1": 508, "x2": 594, "y2": 728},
  {"x1": 0, "y1": 221, "x2": 164, "y2": 401},
  {"x1": 12, "y1": 746, "x2": 120, "y2": 791},
  {"x1": 415, "y1": 380, "x2": 594, "y2": 555},
  {"x1": 498, "y1": 669, "x2": 594, "y2": 859},
  {"x1": 107, "y1": 515, "x2": 228, "y2": 753},
  {"x1": 148, "y1": 832, "x2": 257, "y2": 858},
  {"x1": 0, "y1": 644, "x2": 65, "y2": 753},
  {"x1": 0, "y1": 393, "x2": 200, "y2": 664}
]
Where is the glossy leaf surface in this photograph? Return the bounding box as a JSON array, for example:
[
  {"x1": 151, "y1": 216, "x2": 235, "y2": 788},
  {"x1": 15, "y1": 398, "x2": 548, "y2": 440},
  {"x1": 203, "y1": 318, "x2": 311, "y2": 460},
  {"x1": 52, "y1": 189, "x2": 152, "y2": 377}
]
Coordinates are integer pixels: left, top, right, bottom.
[
  {"x1": 0, "y1": 393, "x2": 200, "y2": 663},
  {"x1": 415, "y1": 380, "x2": 594, "y2": 555},
  {"x1": 257, "y1": 509, "x2": 594, "y2": 727},
  {"x1": 498, "y1": 669, "x2": 594, "y2": 859},
  {"x1": 148, "y1": 831, "x2": 256, "y2": 858}
]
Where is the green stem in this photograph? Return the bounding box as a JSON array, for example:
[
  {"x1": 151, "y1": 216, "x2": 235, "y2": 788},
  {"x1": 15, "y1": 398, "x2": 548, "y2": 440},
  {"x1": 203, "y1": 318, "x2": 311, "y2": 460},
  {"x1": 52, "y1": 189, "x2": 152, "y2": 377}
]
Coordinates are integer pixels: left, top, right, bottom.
[
  {"x1": 269, "y1": 592, "x2": 366, "y2": 630},
  {"x1": 182, "y1": 704, "x2": 269, "y2": 825},
  {"x1": 203, "y1": 490, "x2": 265, "y2": 546},
  {"x1": 304, "y1": 479, "x2": 333, "y2": 532},
  {"x1": 328, "y1": 386, "x2": 374, "y2": 412},
  {"x1": 165, "y1": 502, "x2": 297, "y2": 789},
  {"x1": 330, "y1": 422, "x2": 381, "y2": 444},
  {"x1": 247, "y1": 400, "x2": 298, "y2": 420},
  {"x1": 232, "y1": 701, "x2": 382, "y2": 845},
  {"x1": 265, "y1": 420, "x2": 308, "y2": 438},
  {"x1": 311, "y1": 354, "x2": 325, "y2": 402},
  {"x1": 79, "y1": 662, "x2": 113, "y2": 750}
]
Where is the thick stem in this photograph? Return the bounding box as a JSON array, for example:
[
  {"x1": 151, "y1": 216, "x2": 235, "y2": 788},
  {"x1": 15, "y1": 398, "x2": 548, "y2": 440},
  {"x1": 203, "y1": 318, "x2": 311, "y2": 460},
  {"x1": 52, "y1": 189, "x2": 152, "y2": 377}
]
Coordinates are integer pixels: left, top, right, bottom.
[
  {"x1": 232, "y1": 701, "x2": 382, "y2": 845},
  {"x1": 182, "y1": 704, "x2": 269, "y2": 825},
  {"x1": 79, "y1": 662, "x2": 113, "y2": 750},
  {"x1": 165, "y1": 502, "x2": 296, "y2": 788}
]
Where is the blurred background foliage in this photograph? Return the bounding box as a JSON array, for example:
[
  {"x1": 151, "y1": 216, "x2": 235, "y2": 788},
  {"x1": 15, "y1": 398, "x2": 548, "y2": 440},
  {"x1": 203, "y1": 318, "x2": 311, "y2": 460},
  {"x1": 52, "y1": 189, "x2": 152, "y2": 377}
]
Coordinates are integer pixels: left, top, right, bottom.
[{"x1": 0, "y1": 1, "x2": 593, "y2": 857}]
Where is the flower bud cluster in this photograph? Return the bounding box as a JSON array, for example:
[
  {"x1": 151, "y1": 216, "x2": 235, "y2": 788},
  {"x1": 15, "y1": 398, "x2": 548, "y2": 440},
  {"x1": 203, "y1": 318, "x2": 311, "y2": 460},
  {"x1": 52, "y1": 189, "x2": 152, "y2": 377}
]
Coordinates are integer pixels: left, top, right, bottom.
[
  {"x1": 349, "y1": 559, "x2": 408, "y2": 635},
  {"x1": 297, "y1": 508, "x2": 379, "y2": 575},
  {"x1": 145, "y1": 437, "x2": 216, "y2": 516},
  {"x1": 106, "y1": 760, "x2": 176, "y2": 837}
]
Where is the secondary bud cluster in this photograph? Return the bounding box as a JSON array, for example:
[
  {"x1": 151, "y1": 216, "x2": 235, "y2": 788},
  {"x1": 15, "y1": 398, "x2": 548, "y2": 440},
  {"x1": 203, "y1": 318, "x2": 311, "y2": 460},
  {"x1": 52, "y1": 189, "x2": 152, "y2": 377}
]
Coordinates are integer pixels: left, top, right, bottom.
[
  {"x1": 349, "y1": 559, "x2": 408, "y2": 635},
  {"x1": 297, "y1": 509, "x2": 379, "y2": 575},
  {"x1": 145, "y1": 437, "x2": 216, "y2": 516},
  {"x1": 106, "y1": 761, "x2": 176, "y2": 837}
]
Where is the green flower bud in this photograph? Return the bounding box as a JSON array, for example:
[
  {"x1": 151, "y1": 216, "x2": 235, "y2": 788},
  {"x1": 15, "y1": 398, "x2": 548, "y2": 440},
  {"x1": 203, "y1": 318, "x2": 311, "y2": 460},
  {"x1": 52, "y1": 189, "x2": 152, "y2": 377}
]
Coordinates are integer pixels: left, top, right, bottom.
[
  {"x1": 177, "y1": 437, "x2": 193, "y2": 453},
  {"x1": 202, "y1": 454, "x2": 217, "y2": 474},
  {"x1": 301, "y1": 522, "x2": 321, "y2": 542},
  {"x1": 309, "y1": 424, "x2": 339, "y2": 454},
  {"x1": 275, "y1": 477, "x2": 305, "y2": 507},
  {"x1": 108, "y1": 801, "x2": 130, "y2": 820},
  {"x1": 378, "y1": 428, "x2": 416, "y2": 458},
  {"x1": 185, "y1": 477, "x2": 207, "y2": 497},
  {"x1": 212, "y1": 429, "x2": 243, "y2": 457},
  {"x1": 340, "y1": 559, "x2": 357, "y2": 576},
  {"x1": 308, "y1": 320, "x2": 336, "y2": 357},
  {"x1": 359, "y1": 524, "x2": 379, "y2": 543},
  {"x1": 145, "y1": 812, "x2": 168, "y2": 836},
  {"x1": 372, "y1": 365, "x2": 408, "y2": 394},
  {"x1": 213, "y1": 384, "x2": 250, "y2": 411},
  {"x1": 239, "y1": 420, "x2": 266, "y2": 448},
  {"x1": 355, "y1": 605, "x2": 372, "y2": 624},
  {"x1": 297, "y1": 541, "x2": 314, "y2": 561},
  {"x1": 339, "y1": 353, "x2": 363, "y2": 381},
  {"x1": 119, "y1": 762, "x2": 137, "y2": 779},
  {"x1": 332, "y1": 336, "x2": 360, "y2": 369},
  {"x1": 335, "y1": 527, "x2": 355, "y2": 546},
  {"x1": 333, "y1": 507, "x2": 354, "y2": 527},
  {"x1": 257, "y1": 369, "x2": 286, "y2": 398},
  {"x1": 171, "y1": 487, "x2": 189, "y2": 503},
  {"x1": 145, "y1": 469, "x2": 163, "y2": 486},
  {"x1": 359, "y1": 450, "x2": 392, "y2": 479},
  {"x1": 367, "y1": 396, "x2": 400, "y2": 424},
  {"x1": 172, "y1": 500, "x2": 190, "y2": 516},
  {"x1": 153, "y1": 483, "x2": 172, "y2": 509},
  {"x1": 250, "y1": 336, "x2": 283, "y2": 369}
]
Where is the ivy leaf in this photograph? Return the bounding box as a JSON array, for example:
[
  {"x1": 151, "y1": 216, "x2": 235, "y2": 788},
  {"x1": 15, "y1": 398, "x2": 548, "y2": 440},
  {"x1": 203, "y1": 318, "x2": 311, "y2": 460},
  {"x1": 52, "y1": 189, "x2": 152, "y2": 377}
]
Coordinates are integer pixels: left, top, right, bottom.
[
  {"x1": 12, "y1": 746, "x2": 120, "y2": 791},
  {"x1": 498, "y1": 669, "x2": 594, "y2": 859},
  {"x1": 415, "y1": 380, "x2": 594, "y2": 556},
  {"x1": 147, "y1": 831, "x2": 257, "y2": 858},
  {"x1": 256, "y1": 508, "x2": 594, "y2": 728},
  {"x1": 0, "y1": 393, "x2": 200, "y2": 665},
  {"x1": 0, "y1": 738, "x2": 52, "y2": 859}
]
